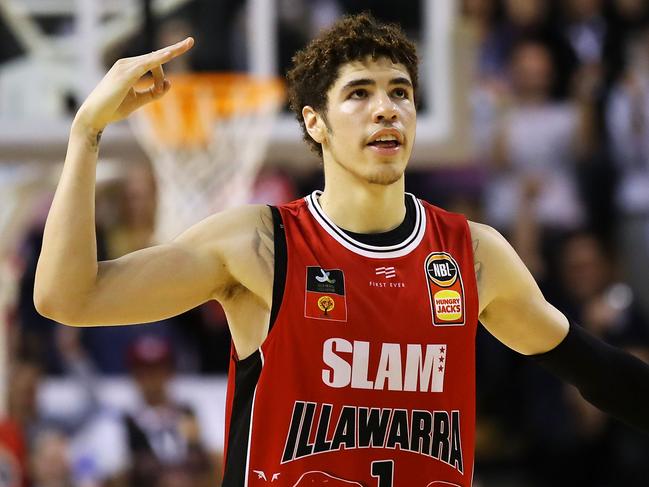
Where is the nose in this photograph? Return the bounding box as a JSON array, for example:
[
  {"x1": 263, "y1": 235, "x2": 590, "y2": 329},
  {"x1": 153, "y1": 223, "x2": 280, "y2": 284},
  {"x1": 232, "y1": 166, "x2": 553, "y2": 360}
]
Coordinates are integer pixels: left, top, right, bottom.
[{"x1": 372, "y1": 91, "x2": 398, "y2": 124}]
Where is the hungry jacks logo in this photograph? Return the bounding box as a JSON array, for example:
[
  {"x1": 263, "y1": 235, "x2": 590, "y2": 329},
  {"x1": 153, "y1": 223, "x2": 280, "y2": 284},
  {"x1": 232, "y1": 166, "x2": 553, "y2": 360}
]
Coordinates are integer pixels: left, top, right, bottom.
[
  {"x1": 424, "y1": 252, "x2": 465, "y2": 326},
  {"x1": 305, "y1": 267, "x2": 347, "y2": 321}
]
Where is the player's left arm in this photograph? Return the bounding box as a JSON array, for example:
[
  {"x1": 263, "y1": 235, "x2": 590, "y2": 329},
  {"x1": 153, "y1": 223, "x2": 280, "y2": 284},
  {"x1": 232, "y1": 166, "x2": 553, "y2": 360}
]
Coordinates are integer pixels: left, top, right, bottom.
[
  {"x1": 471, "y1": 221, "x2": 649, "y2": 432},
  {"x1": 471, "y1": 221, "x2": 567, "y2": 354}
]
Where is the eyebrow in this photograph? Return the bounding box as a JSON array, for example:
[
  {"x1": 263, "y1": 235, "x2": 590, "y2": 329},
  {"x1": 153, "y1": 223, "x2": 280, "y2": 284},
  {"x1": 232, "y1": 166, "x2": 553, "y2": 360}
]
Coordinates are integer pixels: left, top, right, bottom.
[{"x1": 341, "y1": 77, "x2": 413, "y2": 91}]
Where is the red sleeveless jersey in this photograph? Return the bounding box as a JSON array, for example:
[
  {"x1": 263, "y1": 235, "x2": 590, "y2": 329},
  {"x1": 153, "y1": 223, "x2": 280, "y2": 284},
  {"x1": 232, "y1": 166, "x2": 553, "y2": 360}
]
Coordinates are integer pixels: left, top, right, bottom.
[{"x1": 223, "y1": 192, "x2": 478, "y2": 487}]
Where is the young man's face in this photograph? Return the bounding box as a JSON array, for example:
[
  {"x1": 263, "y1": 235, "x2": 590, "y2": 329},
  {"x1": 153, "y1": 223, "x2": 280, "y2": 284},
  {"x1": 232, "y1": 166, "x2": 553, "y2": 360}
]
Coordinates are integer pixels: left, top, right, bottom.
[{"x1": 309, "y1": 57, "x2": 417, "y2": 186}]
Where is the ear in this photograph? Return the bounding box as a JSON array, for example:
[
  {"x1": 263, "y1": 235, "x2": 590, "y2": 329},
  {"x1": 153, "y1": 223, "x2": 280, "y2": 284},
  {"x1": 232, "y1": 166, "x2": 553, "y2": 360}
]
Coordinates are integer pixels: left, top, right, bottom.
[{"x1": 302, "y1": 106, "x2": 327, "y2": 144}]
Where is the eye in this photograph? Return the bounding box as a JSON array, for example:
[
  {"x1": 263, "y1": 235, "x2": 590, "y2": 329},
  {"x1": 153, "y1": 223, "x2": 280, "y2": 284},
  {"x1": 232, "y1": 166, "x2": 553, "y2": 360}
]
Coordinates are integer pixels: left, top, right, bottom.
[
  {"x1": 349, "y1": 88, "x2": 368, "y2": 99},
  {"x1": 392, "y1": 87, "x2": 408, "y2": 99}
]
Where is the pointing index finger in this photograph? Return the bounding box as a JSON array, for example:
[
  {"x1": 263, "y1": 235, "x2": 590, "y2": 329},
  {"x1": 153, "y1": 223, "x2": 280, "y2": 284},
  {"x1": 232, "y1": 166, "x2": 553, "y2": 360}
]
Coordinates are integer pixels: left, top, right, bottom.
[{"x1": 146, "y1": 37, "x2": 194, "y2": 70}]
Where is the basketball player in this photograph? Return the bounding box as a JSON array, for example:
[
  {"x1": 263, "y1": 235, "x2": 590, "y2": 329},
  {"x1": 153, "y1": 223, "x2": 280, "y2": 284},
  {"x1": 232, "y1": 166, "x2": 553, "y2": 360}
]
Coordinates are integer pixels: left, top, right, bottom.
[{"x1": 35, "y1": 14, "x2": 649, "y2": 487}]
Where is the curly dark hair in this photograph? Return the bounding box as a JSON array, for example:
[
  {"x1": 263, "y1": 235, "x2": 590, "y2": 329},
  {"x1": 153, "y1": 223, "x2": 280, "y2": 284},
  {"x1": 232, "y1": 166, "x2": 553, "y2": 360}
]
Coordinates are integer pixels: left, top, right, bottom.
[{"x1": 286, "y1": 13, "x2": 419, "y2": 157}]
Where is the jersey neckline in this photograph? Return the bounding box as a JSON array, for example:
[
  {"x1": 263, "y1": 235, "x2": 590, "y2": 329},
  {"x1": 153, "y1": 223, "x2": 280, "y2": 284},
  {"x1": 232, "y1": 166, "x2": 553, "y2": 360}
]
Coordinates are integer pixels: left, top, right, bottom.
[{"x1": 305, "y1": 190, "x2": 427, "y2": 259}]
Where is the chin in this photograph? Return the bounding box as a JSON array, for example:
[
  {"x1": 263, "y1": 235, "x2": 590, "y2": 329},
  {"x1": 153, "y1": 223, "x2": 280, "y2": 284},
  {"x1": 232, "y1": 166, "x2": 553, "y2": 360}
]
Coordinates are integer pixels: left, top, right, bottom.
[{"x1": 365, "y1": 166, "x2": 405, "y2": 186}]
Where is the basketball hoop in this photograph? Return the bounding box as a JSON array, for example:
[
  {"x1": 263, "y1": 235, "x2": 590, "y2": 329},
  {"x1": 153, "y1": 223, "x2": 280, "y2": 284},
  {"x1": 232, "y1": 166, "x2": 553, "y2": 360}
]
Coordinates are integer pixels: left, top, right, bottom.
[{"x1": 131, "y1": 73, "x2": 285, "y2": 243}]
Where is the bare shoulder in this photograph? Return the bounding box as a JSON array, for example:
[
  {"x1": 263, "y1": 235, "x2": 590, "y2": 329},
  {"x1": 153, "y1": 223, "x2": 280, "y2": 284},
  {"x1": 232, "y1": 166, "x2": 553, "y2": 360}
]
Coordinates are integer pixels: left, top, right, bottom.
[
  {"x1": 175, "y1": 204, "x2": 274, "y2": 305},
  {"x1": 467, "y1": 220, "x2": 506, "y2": 250},
  {"x1": 467, "y1": 221, "x2": 502, "y2": 309},
  {"x1": 467, "y1": 221, "x2": 538, "y2": 312},
  {"x1": 176, "y1": 204, "x2": 271, "y2": 242},
  {"x1": 467, "y1": 220, "x2": 526, "y2": 272}
]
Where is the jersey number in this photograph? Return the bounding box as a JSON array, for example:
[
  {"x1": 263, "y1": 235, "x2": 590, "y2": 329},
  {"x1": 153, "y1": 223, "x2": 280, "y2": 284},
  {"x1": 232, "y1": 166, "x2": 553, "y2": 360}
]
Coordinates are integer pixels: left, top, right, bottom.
[{"x1": 371, "y1": 460, "x2": 394, "y2": 487}]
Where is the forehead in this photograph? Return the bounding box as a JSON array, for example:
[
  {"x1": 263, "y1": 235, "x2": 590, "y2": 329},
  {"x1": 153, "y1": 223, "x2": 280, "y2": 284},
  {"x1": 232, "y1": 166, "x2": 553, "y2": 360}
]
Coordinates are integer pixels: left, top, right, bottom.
[{"x1": 332, "y1": 57, "x2": 411, "y2": 89}]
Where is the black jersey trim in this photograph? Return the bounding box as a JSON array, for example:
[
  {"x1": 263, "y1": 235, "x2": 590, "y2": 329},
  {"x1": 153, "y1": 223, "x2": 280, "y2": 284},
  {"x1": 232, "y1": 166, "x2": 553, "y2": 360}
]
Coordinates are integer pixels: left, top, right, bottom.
[
  {"x1": 222, "y1": 350, "x2": 262, "y2": 486},
  {"x1": 305, "y1": 191, "x2": 427, "y2": 258},
  {"x1": 342, "y1": 194, "x2": 417, "y2": 247},
  {"x1": 222, "y1": 207, "x2": 285, "y2": 485},
  {"x1": 268, "y1": 206, "x2": 287, "y2": 333},
  {"x1": 307, "y1": 191, "x2": 422, "y2": 252}
]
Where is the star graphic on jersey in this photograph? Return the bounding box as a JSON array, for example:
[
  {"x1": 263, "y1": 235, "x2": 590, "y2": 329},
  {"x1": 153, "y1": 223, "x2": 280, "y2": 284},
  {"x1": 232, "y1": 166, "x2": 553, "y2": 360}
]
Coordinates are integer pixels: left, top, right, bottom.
[
  {"x1": 440, "y1": 346, "x2": 445, "y2": 353},
  {"x1": 438, "y1": 365, "x2": 444, "y2": 372},
  {"x1": 271, "y1": 473, "x2": 281, "y2": 481},
  {"x1": 439, "y1": 356, "x2": 444, "y2": 363},
  {"x1": 253, "y1": 470, "x2": 267, "y2": 481}
]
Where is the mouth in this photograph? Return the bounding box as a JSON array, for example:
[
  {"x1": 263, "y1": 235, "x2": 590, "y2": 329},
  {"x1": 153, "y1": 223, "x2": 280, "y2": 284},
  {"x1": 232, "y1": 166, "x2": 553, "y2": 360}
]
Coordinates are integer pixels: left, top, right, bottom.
[
  {"x1": 366, "y1": 130, "x2": 404, "y2": 155},
  {"x1": 367, "y1": 139, "x2": 401, "y2": 150}
]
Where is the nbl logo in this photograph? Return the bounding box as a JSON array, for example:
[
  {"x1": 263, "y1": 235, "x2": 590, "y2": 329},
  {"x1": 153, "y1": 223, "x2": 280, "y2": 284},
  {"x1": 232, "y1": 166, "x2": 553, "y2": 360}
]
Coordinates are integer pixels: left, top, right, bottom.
[
  {"x1": 424, "y1": 252, "x2": 465, "y2": 327},
  {"x1": 426, "y1": 254, "x2": 458, "y2": 287}
]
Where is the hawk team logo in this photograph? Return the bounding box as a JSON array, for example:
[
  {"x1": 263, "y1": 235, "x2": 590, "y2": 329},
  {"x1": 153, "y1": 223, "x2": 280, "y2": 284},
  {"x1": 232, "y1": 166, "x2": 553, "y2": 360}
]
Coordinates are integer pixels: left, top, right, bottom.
[
  {"x1": 424, "y1": 252, "x2": 465, "y2": 326},
  {"x1": 305, "y1": 267, "x2": 347, "y2": 321}
]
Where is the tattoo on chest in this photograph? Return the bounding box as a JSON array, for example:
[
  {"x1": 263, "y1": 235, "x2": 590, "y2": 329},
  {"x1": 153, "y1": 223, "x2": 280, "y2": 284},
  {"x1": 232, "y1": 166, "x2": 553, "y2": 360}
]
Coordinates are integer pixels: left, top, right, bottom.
[{"x1": 254, "y1": 209, "x2": 275, "y2": 277}]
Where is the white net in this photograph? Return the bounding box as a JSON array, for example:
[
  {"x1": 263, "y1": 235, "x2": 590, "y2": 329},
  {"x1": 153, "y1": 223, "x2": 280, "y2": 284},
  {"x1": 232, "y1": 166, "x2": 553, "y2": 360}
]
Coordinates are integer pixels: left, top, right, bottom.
[{"x1": 131, "y1": 73, "x2": 284, "y2": 243}]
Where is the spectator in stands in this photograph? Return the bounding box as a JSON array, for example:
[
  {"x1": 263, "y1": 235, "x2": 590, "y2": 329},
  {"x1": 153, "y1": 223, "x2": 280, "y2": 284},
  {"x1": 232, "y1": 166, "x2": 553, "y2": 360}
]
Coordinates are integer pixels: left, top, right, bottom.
[
  {"x1": 522, "y1": 231, "x2": 649, "y2": 486},
  {"x1": 612, "y1": 0, "x2": 649, "y2": 25},
  {"x1": 484, "y1": 40, "x2": 587, "y2": 235},
  {"x1": 0, "y1": 360, "x2": 35, "y2": 487},
  {"x1": 8, "y1": 359, "x2": 47, "y2": 446},
  {"x1": 462, "y1": 0, "x2": 501, "y2": 80},
  {"x1": 606, "y1": 27, "x2": 649, "y2": 316},
  {"x1": 29, "y1": 429, "x2": 73, "y2": 487},
  {"x1": 1, "y1": 358, "x2": 82, "y2": 487},
  {"x1": 552, "y1": 231, "x2": 648, "y2": 347},
  {"x1": 464, "y1": 0, "x2": 516, "y2": 172},
  {"x1": 18, "y1": 213, "x2": 109, "y2": 375},
  {"x1": 561, "y1": 0, "x2": 608, "y2": 69},
  {"x1": 556, "y1": 0, "x2": 620, "y2": 241},
  {"x1": 123, "y1": 335, "x2": 215, "y2": 487},
  {"x1": 479, "y1": 0, "x2": 576, "y2": 89},
  {"x1": 107, "y1": 163, "x2": 157, "y2": 259}
]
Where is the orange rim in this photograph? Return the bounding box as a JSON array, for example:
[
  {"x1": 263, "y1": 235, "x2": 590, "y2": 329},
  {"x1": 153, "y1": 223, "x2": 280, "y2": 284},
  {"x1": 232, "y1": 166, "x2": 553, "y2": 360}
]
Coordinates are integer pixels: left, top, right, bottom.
[{"x1": 138, "y1": 73, "x2": 285, "y2": 148}]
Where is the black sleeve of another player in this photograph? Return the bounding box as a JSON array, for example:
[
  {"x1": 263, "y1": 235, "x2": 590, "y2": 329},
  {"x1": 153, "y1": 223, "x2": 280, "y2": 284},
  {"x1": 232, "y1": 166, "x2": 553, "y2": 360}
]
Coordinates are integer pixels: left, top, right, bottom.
[{"x1": 531, "y1": 322, "x2": 649, "y2": 433}]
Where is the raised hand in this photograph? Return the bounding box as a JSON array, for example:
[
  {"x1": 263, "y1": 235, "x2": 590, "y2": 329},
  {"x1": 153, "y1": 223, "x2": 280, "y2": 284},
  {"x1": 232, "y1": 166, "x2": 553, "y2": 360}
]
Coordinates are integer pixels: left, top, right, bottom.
[{"x1": 74, "y1": 37, "x2": 194, "y2": 133}]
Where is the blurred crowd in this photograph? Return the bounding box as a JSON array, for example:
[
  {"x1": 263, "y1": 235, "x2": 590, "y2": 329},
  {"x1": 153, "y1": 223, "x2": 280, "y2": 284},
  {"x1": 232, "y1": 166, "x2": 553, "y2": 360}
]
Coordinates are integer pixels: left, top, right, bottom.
[{"x1": 3, "y1": 0, "x2": 649, "y2": 486}]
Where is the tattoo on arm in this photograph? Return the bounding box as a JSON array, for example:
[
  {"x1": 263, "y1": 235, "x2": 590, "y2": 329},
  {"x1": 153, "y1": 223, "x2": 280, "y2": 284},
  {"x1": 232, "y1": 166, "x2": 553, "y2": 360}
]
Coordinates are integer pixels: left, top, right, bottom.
[
  {"x1": 254, "y1": 208, "x2": 275, "y2": 277},
  {"x1": 89, "y1": 130, "x2": 103, "y2": 151},
  {"x1": 472, "y1": 238, "x2": 483, "y2": 286}
]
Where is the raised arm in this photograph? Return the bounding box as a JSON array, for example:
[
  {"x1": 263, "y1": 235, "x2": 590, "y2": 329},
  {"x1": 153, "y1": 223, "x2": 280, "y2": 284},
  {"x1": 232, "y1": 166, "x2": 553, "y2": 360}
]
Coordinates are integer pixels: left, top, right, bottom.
[
  {"x1": 472, "y1": 221, "x2": 649, "y2": 432},
  {"x1": 36, "y1": 204, "x2": 269, "y2": 326},
  {"x1": 34, "y1": 38, "x2": 272, "y2": 328}
]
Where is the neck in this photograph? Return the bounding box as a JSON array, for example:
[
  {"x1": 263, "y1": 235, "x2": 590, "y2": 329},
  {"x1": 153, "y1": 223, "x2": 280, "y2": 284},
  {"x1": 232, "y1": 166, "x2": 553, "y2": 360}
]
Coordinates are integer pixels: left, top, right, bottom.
[{"x1": 319, "y1": 171, "x2": 406, "y2": 234}]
